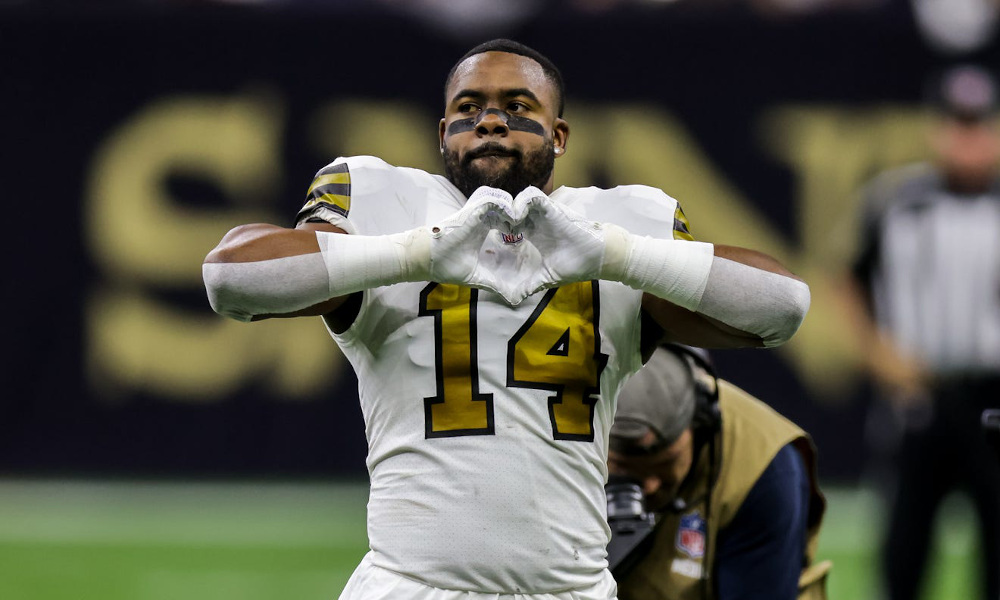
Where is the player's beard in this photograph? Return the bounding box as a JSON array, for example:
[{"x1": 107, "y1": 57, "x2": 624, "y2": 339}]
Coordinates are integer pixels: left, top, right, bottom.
[{"x1": 443, "y1": 140, "x2": 555, "y2": 198}]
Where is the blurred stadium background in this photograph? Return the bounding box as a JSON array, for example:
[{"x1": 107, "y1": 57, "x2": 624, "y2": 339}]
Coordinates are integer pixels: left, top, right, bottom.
[{"x1": 3, "y1": 0, "x2": 998, "y2": 598}]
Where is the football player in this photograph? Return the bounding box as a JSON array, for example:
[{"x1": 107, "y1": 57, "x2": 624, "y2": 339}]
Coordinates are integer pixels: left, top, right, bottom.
[{"x1": 203, "y1": 39, "x2": 810, "y2": 600}]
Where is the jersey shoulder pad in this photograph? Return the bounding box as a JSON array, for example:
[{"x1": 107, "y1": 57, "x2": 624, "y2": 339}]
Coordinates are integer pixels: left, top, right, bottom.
[
  {"x1": 556, "y1": 184, "x2": 694, "y2": 241},
  {"x1": 616, "y1": 184, "x2": 695, "y2": 241},
  {"x1": 295, "y1": 157, "x2": 361, "y2": 229},
  {"x1": 295, "y1": 156, "x2": 439, "y2": 230}
]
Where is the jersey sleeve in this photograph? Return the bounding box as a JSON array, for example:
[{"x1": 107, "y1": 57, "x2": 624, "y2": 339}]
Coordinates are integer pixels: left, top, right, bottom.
[
  {"x1": 576, "y1": 184, "x2": 696, "y2": 242},
  {"x1": 295, "y1": 158, "x2": 355, "y2": 231},
  {"x1": 293, "y1": 156, "x2": 455, "y2": 237},
  {"x1": 672, "y1": 201, "x2": 696, "y2": 241},
  {"x1": 622, "y1": 184, "x2": 698, "y2": 241}
]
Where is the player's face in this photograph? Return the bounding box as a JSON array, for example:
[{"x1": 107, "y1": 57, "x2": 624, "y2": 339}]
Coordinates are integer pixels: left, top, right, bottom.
[
  {"x1": 608, "y1": 429, "x2": 694, "y2": 513},
  {"x1": 440, "y1": 51, "x2": 569, "y2": 198}
]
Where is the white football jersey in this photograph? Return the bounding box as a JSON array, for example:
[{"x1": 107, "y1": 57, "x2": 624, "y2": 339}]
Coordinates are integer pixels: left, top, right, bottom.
[{"x1": 296, "y1": 156, "x2": 694, "y2": 594}]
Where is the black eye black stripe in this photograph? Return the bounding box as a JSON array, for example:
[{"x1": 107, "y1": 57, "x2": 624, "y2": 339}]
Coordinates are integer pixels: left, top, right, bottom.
[{"x1": 447, "y1": 108, "x2": 546, "y2": 137}]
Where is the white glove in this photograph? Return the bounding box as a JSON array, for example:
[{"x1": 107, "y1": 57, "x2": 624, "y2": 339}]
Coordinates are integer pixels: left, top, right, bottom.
[
  {"x1": 509, "y1": 187, "x2": 624, "y2": 301},
  {"x1": 426, "y1": 186, "x2": 523, "y2": 296}
]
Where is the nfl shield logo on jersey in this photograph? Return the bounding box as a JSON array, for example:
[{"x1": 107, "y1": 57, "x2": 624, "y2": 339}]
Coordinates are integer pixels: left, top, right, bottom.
[
  {"x1": 676, "y1": 511, "x2": 706, "y2": 558},
  {"x1": 501, "y1": 231, "x2": 524, "y2": 244}
]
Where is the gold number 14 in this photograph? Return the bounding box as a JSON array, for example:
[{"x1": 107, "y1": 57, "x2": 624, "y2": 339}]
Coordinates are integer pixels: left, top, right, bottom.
[{"x1": 419, "y1": 282, "x2": 607, "y2": 441}]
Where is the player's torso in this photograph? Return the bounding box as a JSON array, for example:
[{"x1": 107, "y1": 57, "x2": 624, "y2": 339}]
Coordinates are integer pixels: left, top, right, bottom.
[
  {"x1": 343, "y1": 278, "x2": 634, "y2": 592},
  {"x1": 303, "y1": 157, "x2": 680, "y2": 592}
]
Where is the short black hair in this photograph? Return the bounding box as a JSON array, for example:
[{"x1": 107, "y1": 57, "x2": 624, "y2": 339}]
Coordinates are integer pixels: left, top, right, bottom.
[{"x1": 445, "y1": 39, "x2": 565, "y2": 118}]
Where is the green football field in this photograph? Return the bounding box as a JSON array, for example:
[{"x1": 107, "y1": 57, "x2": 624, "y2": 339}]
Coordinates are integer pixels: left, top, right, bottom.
[{"x1": 0, "y1": 479, "x2": 983, "y2": 600}]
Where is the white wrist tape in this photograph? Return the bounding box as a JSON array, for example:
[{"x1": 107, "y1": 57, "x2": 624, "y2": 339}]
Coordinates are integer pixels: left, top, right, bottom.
[
  {"x1": 203, "y1": 229, "x2": 431, "y2": 322},
  {"x1": 316, "y1": 228, "x2": 431, "y2": 293},
  {"x1": 599, "y1": 228, "x2": 809, "y2": 347},
  {"x1": 697, "y1": 257, "x2": 810, "y2": 347},
  {"x1": 601, "y1": 227, "x2": 715, "y2": 311}
]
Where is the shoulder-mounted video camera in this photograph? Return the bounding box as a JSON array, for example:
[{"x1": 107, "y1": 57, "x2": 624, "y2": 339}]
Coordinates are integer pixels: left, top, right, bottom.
[{"x1": 605, "y1": 475, "x2": 657, "y2": 577}]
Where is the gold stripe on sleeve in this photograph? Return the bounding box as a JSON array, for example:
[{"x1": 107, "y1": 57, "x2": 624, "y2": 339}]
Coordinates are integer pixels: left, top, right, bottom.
[
  {"x1": 306, "y1": 172, "x2": 351, "y2": 196},
  {"x1": 302, "y1": 193, "x2": 351, "y2": 216},
  {"x1": 673, "y1": 204, "x2": 695, "y2": 241}
]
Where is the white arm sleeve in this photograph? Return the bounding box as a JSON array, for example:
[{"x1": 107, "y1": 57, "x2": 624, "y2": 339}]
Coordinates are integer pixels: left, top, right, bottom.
[
  {"x1": 203, "y1": 228, "x2": 431, "y2": 322},
  {"x1": 696, "y1": 257, "x2": 811, "y2": 347},
  {"x1": 602, "y1": 226, "x2": 809, "y2": 347},
  {"x1": 203, "y1": 253, "x2": 332, "y2": 322}
]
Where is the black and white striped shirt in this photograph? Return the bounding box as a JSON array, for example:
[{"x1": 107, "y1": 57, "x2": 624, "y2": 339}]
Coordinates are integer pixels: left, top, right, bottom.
[{"x1": 853, "y1": 163, "x2": 1000, "y2": 376}]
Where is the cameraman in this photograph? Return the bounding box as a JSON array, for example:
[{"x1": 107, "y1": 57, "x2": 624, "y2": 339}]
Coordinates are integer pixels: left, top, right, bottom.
[{"x1": 607, "y1": 345, "x2": 830, "y2": 599}]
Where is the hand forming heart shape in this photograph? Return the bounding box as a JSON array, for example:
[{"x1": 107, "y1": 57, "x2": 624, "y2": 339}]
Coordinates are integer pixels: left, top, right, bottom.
[{"x1": 427, "y1": 186, "x2": 612, "y2": 305}]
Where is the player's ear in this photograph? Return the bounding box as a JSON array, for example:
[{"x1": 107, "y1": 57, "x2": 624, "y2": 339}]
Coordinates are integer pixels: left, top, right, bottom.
[
  {"x1": 438, "y1": 118, "x2": 447, "y2": 151},
  {"x1": 553, "y1": 118, "x2": 569, "y2": 158}
]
